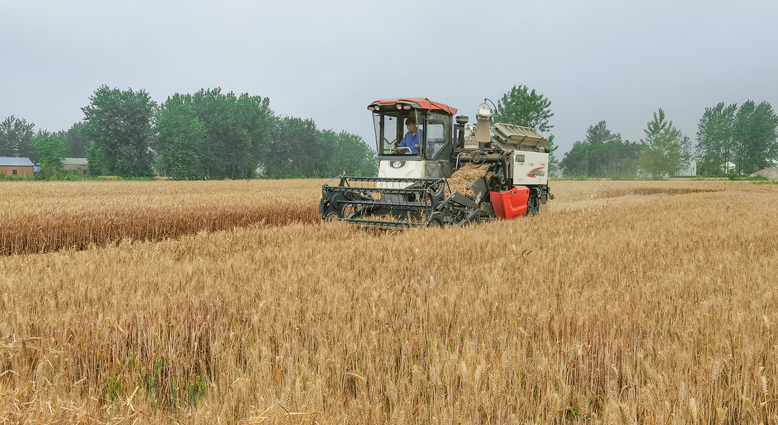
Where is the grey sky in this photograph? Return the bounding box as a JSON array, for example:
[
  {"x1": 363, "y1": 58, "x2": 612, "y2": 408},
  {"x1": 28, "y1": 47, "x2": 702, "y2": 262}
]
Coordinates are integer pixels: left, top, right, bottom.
[{"x1": 2, "y1": 0, "x2": 776, "y2": 158}]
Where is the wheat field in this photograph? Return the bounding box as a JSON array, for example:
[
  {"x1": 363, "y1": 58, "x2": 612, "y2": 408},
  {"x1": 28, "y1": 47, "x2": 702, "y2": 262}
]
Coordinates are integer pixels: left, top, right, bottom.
[
  {"x1": 1, "y1": 179, "x2": 777, "y2": 424},
  {"x1": 0, "y1": 180, "x2": 321, "y2": 255}
]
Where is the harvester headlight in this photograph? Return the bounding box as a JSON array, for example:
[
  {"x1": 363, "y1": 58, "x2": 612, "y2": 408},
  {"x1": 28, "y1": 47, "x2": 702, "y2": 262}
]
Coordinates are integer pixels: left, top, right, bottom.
[
  {"x1": 396, "y1": 104, "x2": 403, "y2": 110},
  {"x1": 403, "y1": 105, "x2": 411, "y2": 110}
]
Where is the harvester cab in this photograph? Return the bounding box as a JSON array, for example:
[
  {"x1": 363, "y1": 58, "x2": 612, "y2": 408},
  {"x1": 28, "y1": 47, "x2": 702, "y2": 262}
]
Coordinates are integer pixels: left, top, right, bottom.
[
  {"x1": 319, "y1": 97, "x2": 552, "y2": 229},
  {"x1": 370, "y1": 98, "x2": 459, "y2": 181}
]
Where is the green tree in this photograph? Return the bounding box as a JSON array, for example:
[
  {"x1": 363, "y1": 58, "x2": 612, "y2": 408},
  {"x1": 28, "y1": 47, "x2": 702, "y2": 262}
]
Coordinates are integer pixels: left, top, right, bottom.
[
  {"x1": 0, "y1": 115, "x2": 35, "y2": 158},
  {"x1": 264, "y1": 120, "x2": 377, "y2": 178},
  {"x1": 154, "y1": 94, "x2": 208, "y2": 179},
  {"x1": 560, "y1": 121, "x2": 642, "y2": 177},
  {"x1": 494, "y1": 85, "x2": 554, "y2": 132},
  {"x1": 584, "y1": 121, "x2": 618, "y2": 177},
  {"x1": 82, "y1": 86, "x2": 157, "y2": 177},
  {"x1": 324, "y1": 130, "x2": 379, "y2": 177},
  {"x1": 639, "y1": 109, "x2": 691, "y2": 177},
  {"x1": 494, "y1": 85, "x2": 557, "y2": 171},
  {"x1": 695, "y1": 103, "x2": 737, "y2": 177},
  {"x1": 695, "y1": 100, "x2": 777, "y2": 176},
  {"x1": 154, "y1": 89, "x2": 274, "y2": 179},
  {"x1": 559, "y1": 141, "x2": 589, "y2": 177},
  {"x1": 85, "y1": 139, "x2": 106, "y2": 176},
  {"x1": 733, "y1": 100, "x2": 778, "y2": 175},
  {"x1": 59, "y1": 122, "x2": 90, "y2": 158},
  {"x1": 30, "y1": 131, "x2": 65, "y2": 168},
  {"x1": 265, "y1": 117, "x2": 329, "y2": 178}
]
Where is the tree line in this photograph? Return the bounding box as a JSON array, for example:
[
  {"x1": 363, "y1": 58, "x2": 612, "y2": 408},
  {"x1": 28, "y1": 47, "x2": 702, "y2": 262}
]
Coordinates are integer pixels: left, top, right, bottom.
[
  {"x1": 696, "y1": 101, "x2": 778, "y2": 176},
  {"x1": 0, "y1": 86, "x2": 378, "y2": 179},
  {"x1": 559, "y1": 101, "x2": 778, "y2": 178},
  {"x1": 8, "y1": 83, "x2": 771, "y2": 180},
  {"x1": 1, "y1": 84, "x2": 561, "y2": 179}
]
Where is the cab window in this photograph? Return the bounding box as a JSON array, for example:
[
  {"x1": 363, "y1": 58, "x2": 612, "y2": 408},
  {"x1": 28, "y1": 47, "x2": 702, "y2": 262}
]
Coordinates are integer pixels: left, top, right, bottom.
[
  {"x1": 373, "y1": 111, "x2": 422, "y2": 156},
  {"x1": 425, "y1": 114, "x2": 451, "y2": 160}
]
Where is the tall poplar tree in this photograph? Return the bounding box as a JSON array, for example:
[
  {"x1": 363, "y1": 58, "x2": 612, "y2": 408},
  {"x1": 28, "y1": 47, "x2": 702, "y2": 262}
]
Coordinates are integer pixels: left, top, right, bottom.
[
  {"x1": 0, "y1": 116, "x2": 35, "y2": 158},
  {"x1": 734, "y1": 100, "x2": 778, "y2": 175},
  {"x1": 639, "y1": 109, "x2": 691, "y2": 177},
  {"x1": 695, "y1": 103, "x2": 737, "y2": 176},
  {"x1": 82, "y1": 86, "x2": 157, "y2": 177}
]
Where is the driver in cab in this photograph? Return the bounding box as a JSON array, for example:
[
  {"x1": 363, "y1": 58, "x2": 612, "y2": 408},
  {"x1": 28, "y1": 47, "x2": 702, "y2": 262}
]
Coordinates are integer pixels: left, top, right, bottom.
[{"x1": 397, "y1": 116, "x2": 422, "y2": 154}]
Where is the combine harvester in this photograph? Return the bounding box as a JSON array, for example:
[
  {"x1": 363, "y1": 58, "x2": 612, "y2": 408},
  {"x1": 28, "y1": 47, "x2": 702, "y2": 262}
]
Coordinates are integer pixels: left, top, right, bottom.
[{"x1": 319, "y1": 98, "x2": 552, "y2": 229}]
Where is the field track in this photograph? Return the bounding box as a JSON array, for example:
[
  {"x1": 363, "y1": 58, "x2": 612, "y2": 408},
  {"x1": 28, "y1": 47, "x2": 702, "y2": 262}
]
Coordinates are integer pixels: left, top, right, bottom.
[{"x1": 2, "y1": 179, "x2": 778, "y2": 423}]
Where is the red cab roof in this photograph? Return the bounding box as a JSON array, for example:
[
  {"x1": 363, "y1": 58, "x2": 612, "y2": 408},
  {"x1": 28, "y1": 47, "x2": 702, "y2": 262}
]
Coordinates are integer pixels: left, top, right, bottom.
[{"x1": 369, "y1": 98, "x2": 458, "y2": 115}]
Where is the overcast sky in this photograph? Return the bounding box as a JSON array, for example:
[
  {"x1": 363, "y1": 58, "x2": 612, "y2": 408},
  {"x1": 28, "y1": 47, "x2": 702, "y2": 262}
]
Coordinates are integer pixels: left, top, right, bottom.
[{"x1": 2, "y1": 0, "x2": 776, "y2": 157}]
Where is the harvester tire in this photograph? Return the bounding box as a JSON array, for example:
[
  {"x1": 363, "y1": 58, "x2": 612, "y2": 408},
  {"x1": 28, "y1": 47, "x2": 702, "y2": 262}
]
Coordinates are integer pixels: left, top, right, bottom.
[{"x1": 427, "y1": 213, "x2": 445, "y2": 228}]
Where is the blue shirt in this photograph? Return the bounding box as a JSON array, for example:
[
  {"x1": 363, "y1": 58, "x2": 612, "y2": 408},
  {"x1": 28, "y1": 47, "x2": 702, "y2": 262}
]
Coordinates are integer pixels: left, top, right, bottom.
[{"x1": 399, "y1": 130, "x2": 422, "y2": 154}]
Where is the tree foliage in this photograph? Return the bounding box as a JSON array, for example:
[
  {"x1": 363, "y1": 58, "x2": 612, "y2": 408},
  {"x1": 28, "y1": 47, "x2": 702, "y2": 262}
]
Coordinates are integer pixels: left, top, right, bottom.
[
  {"x1": 639, "y1": 109, "x2": 691, "y2": 177},
  {"x1": 188, "y1": 89, "x2": 273, "y2": 179},
  {"x1": 733, "y1": 100, "x2": 778, "y2": 175},
  {"x1": 154, "y1": 89, "x2": 274, "y2": 179},
  {"x1": 262, "y1": 118, "x2": 377, "y2": 179},
  {"x1": 560, "y1": 121, "x2": 642, "y2": 177},
  {"x1": 59, "y1": 122, "x2": 90, "y2": 158},
  {"x1": 1, "y1": 85, "x2": 381, "y2": 180},
  {"x1": 494, "y1": 85, "x2": 557, "y2": 171},
  {"x1": 154, "y1": 96, "x2": 208, "y2": 180},
  {"x1": 82, "y1": 86, "x2": 157, "y2": 177},
  {"x1": 695, "y1": 103, "x2": 737, "y2": 177},
  {"x1": 154, "y1": 88, "x2": 376, "y2": 180},
  {"x1": 265, "y1": 117, "x2": 323, "y2": 178},
  {"x1": 0, "y1": 115, "x2": 35, "y2": 158},
  {"x1": 30, "y1": 131, "x2": 65, "y2": 168},
  {"x1": 494, "y1": 85, "x2": 554, "y2": 132},
  {"x1": 695, "y1": 101, "x2": 778, "y2": 176},
  {"x1": 323, "y1": 130, "x2": 378, "y2": 177}
]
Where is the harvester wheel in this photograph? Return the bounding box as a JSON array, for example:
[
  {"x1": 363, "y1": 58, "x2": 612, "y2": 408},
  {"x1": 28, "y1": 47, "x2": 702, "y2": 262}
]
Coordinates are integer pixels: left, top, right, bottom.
[
  {"x1": 427, "y1": 213, "x2": 445, "y2": 228},
  {"x1": 526, "y1": 196, "x2": 540, "y2": 216}
]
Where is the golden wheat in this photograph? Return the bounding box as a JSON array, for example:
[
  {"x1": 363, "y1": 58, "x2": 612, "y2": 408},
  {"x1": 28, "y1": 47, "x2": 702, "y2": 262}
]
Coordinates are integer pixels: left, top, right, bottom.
[
  {"x1": 0, "y1": 179, "x2": 776, "y2": 423},
  {"x1": 0, "y1": 179, "x2": 321, "y2": 255}
]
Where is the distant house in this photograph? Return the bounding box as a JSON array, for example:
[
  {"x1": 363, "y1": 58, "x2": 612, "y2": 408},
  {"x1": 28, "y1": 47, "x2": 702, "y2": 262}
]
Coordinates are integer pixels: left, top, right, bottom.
[
  {"x1": 63, "y1": 157, "x2": 89, "y2": 176},
  {"x1": 0, "y1": 157, "x2": 35, "y2": 177},
  {"x1": 751, "y1": 167, "x2": 778, "y2": 179}
]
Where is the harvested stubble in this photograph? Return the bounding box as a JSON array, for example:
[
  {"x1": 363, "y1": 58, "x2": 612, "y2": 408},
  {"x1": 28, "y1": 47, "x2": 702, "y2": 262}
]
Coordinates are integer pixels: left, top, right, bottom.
[
  {"x1": 545, "y1": 179, "x2": 738, "y2": 213},
  {"x1": 0, "y1": 179, "x2": 321, "y2": 255},
  {"x1": 2, "y1": 181, "x2": 778, "y2": 423}
]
